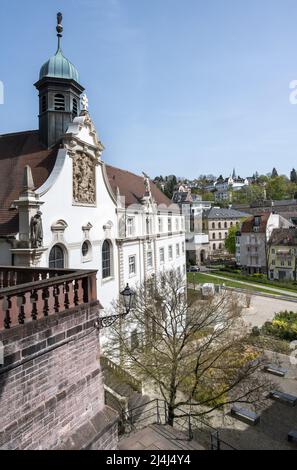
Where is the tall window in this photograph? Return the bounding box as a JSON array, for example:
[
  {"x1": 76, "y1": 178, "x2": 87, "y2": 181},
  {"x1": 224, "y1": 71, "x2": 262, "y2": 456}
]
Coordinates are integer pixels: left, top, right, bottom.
[
  {"x1": 224, "y1": 221, "x2": 227, "y2": 228},
  {"x1": 182, "y1": 241, "x2": 185, "y2": 253},
  {"x1": 41, "y1": 95, "x2": 47, "y2": 113},
  {"x1": 219, "y1": 232, "x2": 222, "y2": 239},
  {"x1": 175, "y1": 218, "x2": 179, "y2": 231},
  {"x1": 102, "y1": 240, "x2": 112, "y2": 278},
  {"x1": 127, "y1": 217, "x2": 135, "y2": 236},
  {"x1": 218, "y1": 222, "x2": 221, "y2": 229},
  {"x1": 168, "y1": 217, "x2": 172, "y2": 232},
  {"x1": 212, "y1": 233, "x2": 215, "y2": 240},
  {"x1": 54, "y1": 93, "x2": 65, "y2": 111},
  {"x1": 213, "y1": 243, "x2": 216, "y2": 250},
  {"x1": 147, "y1": 251, "x2": 153, "y2": 269},
  {"x1": 49, "y1": 245, "x2": 65, "y2": 268},
  {"x1": 159, "y1": 247, "x2": 165, "y2": 264},
  {"x1": 72, "y1": 98, "x2": 78, "y2": 118},
  {"x1": 212, "y1": 222, "x2": 215, "y2": 229},
  {"x1": 158, "y1": 217, "x2": 163, "y2": 233},
  {"x1": 176, "y1": 243, "x2": 180, "y2": 257},
  {"x1": 129, "y1": 255, "x2": 136, "y2": 275},
  {"x1": 168, "y1": 245, "x2": 173, "y2": 260}
]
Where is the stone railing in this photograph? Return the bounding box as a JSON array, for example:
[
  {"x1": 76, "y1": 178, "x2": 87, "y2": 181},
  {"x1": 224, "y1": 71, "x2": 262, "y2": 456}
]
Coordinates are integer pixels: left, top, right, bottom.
[
  {"x1": 0, "y1": 266, "x2": 98, "y2": 330},
  {"x1": 101, "y1": 356, "x2": 142, "y2": 393}
]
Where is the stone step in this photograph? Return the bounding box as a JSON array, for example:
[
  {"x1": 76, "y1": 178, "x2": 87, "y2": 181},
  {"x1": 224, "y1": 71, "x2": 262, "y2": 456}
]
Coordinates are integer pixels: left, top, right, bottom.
[{"x1": 149, "y1": 424, "x2": 205, "y2": 450}]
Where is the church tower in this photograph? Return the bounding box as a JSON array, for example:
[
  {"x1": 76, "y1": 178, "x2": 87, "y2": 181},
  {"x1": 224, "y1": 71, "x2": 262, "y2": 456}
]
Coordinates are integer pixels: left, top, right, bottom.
[{"x1": 34, "y1": 13, "x2": 85, "y2": 148}]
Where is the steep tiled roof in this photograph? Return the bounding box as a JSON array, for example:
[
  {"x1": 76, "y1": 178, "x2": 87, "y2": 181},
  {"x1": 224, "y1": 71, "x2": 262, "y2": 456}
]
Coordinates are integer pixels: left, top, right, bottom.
[
  {"x1": 105, "y1": 164, "x2": 171, "y2": 207},
  {"x1": 269, "y1": 227, "x2": 297, "y2": 246},
  {"x1": 0, "y1": 131, "x2": 172, "y2": 238},
  {"x1": 0, "y1": 131, "x2": 58, "y2": 236},
  {"x1": 241, "y1": 213, "x2": 270, "y2": 234},
  {"x1": 204, "y1": 207, "x2": 249, "y2": 220}
]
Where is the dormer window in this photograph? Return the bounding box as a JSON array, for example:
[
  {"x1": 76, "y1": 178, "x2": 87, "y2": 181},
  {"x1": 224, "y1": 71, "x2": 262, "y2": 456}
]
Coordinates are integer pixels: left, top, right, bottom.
[
  {"x1": 72, "y1": 98, "x2": 78, "y2": 118},
  {"x1": 54, "y1": 93, "x2": 65, "y2": 111}
]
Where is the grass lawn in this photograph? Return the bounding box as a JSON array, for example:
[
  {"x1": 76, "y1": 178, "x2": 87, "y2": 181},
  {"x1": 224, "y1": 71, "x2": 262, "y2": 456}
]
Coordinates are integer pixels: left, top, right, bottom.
[
  {"x1": 212, "y1": 270, "x2": 297, "y2": 293},
  {"x1": 187, "y1": 272, "x2": 296, "y2": 297}
]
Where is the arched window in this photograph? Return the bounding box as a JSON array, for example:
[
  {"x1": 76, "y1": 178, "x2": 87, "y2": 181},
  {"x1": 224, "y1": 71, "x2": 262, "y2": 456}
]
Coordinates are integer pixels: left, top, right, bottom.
[
  {"x1": 49, "y1": 245, "x2": 65, "y2": 268},
  {"x1": 213, "y1": 243, "x2": 216, "y2": 250},
  {"x1": 224, "y1": 221, "x2": 227, "y2": 228},
  {"x1": 102, "y1": 240, "x2": 112, "y2": 278},
  {"x1": 212, "y1": 233, "x2": 215, "y2": 240},
  {"x1": 230, "y1": 222, "x2": 233, "y2": 227},
  {"x1": 219, "y1": 243, "x2": 222, "y2": 250},
  {"x1": 41, "y1": 95, "x2": 47, "y2": 113},
  {"x1": 212, "y1": 222, "x2": 215, "y2": 229},
  {"x1": 54, "y1": 93, "x2": 65, "y2": 111},
  {"x1": 218, "y1": 222, "x2": 221, "y2": 229},
  {"x1": 219, "y1": 232, "x2": 222, "y2": 239},
  {"x1": 72, "y1": 98, "x2": 78, "y2": 118}
]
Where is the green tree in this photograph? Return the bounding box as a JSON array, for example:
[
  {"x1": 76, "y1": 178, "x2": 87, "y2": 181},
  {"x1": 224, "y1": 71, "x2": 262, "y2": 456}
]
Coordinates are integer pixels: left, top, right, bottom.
[
  {"x1": 290, "y1": 168, "x2": 297, "y2": 183},
  {"x1": 225, "y1": 223, "x2": 240, "y2": 255},
  {"x1": 266, "y1": 175, "x2": 288, "y2": 200},
  {"x1": 271, "y1": 168, "x2": 278, "y2": 178},
  {"x1": 106, "y1": 272, "x2": 269, "y2": 426}
]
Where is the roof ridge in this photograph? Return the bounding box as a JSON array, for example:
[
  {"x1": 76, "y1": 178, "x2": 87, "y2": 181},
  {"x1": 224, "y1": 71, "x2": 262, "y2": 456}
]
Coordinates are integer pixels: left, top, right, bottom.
[
  {"x1": 0, "y1": 130, "x2": 38, "y2": 139},
  {"x1": 105, "y1": 163, "x2": 153, "y2": 180}
]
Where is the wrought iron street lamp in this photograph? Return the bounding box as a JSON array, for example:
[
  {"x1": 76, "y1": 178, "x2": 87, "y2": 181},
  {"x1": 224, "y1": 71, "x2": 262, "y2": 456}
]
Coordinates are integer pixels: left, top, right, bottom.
[{"x1": 96, "y1": 284, "x2": 134, "y2": 329}]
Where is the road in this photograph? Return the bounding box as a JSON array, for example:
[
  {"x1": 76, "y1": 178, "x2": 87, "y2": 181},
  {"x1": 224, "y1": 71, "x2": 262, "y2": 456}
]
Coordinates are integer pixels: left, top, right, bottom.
[{"x1": 200, "y1": 272, "x2": 297, "y2": 298}]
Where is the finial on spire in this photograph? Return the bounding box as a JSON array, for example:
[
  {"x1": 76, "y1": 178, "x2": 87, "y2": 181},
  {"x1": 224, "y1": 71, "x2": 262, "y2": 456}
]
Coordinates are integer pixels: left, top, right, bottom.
[{"x1": 56, "y1": 12, "x2": 63, "y2": 51}]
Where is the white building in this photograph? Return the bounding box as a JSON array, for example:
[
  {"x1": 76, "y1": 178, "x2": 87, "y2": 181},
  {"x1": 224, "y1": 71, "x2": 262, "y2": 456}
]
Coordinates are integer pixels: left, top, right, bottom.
[{"x1": 0, "y1": 17, "x2": 186, "y2": 315}]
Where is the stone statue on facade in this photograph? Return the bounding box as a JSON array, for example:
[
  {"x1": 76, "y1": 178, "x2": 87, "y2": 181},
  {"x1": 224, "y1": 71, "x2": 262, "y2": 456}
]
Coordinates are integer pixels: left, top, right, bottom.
[
  {"x1": 142, "y1": 172, "x2": 151, "y2": 195},
  {"x1": 30, "y1": 211, "x2": 43, "y2": 248},
  {"x1": 73, "y1": 153, "x2": 96, "y2": 204}
]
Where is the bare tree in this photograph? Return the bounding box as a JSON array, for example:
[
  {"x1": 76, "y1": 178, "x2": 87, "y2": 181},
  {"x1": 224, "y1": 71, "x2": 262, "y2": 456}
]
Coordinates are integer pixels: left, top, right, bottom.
[{"x1": 105, "y1": 271, "x2": 270, "y2": 426}]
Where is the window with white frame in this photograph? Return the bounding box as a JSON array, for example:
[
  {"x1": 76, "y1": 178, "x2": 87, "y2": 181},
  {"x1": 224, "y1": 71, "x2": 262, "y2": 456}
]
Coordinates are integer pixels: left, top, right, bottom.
[
  {"x1": 159, "y1": 247, "x2": 165, "y2": 264},
  {"x1": 158, "y1": 217, "x2": 163, "y2": 233},
  {"x1": 129, "y1": 255, "x2": 136, "y2": 275},
  {"x1": 127, "y1": 217, "x2": 135, "y2": 236},
  {"x1": 168, "y1": 245, "x2": 173, "y2": 260},
  {"x1": 147, "y1": 251, "x2": 153, "y2": 269},
  {"x1": 168, "y1": 217, "x2": 172, "y2": 232},
  {"x1": 175, "y1": 218, "x2": 179, "y2": 231},
  {"x1": 182, "y1": 241, "x2": 185, "y2": 253},
  {"x1": 176, "y1": 243, "x2": 180, "y2": 257}
]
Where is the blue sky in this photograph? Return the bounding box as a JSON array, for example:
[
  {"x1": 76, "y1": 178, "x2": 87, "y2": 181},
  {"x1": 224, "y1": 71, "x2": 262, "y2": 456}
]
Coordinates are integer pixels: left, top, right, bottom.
[{"x1": 1, "y1": 0, "x2": 297, "y2": 178}]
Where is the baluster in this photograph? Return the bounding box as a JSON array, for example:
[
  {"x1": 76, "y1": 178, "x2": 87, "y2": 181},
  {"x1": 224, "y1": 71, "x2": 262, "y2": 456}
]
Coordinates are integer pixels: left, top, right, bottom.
[
  {"x1": 42, "y1": 287, "x2": 50, "y2": 316},
  {"x1": 68, "y1": 280, "x2": 75, "y2": 309},
  {"x1": 13, "y1": 271, "x2": 17, "y2": 286},
  {"x1": 4, "y1": 295, "x2": 12, "y2": 329},
  {"x1": 54, "y1": 285, "x2": 60, "y2": 312},
  {"x1": 64, "y1": 282, "x2": 70, "y2": 310},
  {"x1": 74, "y1": 279, "x2": 84, "y2": 305},
  {"x1": 18, "y1": 293, "x2": 26, "y2": 324},
  {"x1": 30, "y1": 289, "x2": 38, "y2": 320}
]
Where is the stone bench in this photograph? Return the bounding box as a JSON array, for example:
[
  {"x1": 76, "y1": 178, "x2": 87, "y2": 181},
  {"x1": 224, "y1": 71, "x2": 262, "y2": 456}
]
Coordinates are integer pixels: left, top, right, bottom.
[
  {"x1": 231, "y1": 406, "x2": 260, "y2": 425},
  {"x1": 269, "y1": 390, "x2": 297, "y2": 407},
  {"x1": 264, "y1": 364, "x2": 287, "y2": 377},
  {"x1": 288, "y1": 429, "x2": 297, "y2": 443}
]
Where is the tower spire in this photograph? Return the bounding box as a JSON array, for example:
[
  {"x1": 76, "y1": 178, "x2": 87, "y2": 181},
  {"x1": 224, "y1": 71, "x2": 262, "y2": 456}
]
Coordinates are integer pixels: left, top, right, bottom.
[{"x1": 56, "y1": 12, "x2": 63, "y2": 52}]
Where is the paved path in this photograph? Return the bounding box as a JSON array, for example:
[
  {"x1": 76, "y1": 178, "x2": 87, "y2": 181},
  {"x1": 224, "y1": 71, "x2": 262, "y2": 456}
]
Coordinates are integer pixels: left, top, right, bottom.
[
  {"x1": 200, "y1": 273, "x2": 297, "y2": 298},
  {"x1": 119, "y1": 424, "x2": 204, "y2": 450}
]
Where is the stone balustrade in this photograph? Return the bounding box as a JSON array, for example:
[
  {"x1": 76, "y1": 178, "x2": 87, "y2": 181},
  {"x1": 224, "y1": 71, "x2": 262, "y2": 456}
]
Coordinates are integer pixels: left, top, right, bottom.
[{"x1": 0, "y1": 266, "x2": 98, "y2": 330}]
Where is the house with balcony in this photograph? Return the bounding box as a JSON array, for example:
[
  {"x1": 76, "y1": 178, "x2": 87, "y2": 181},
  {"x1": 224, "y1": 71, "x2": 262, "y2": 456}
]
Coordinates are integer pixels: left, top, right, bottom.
[
  {"x1": 267, "y1": 228, "x2": 297, "y2": 280},
  {"x1": 240, "y1": 213, "x2": 291, "y2": 274}
]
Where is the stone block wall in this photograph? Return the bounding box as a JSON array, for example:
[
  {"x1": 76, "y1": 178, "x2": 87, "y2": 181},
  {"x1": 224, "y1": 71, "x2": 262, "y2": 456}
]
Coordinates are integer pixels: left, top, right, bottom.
[{"x1": 0, "y1": 301, "x2": 118, "y2": 450}]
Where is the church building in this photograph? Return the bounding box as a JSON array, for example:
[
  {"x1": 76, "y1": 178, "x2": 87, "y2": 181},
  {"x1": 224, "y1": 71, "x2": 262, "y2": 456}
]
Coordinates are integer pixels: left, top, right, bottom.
[{"x1": 0, "y1": 13, "x2": 186, "y2": 312}]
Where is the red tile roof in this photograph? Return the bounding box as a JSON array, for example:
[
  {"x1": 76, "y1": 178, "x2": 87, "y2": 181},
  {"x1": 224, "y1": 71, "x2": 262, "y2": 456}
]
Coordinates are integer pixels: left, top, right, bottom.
[
  {"x1": 0, "y1": 131, "x2": 171, "y2": 237},
  {"x1": 241, "y1": 213, "x2": 270, "y2": 234},
  {"x1": 0, "y1": 130, "x2": 58, "y2": 236},
  {"x1": 105, "y1": 164, "x2": 171, "y2": 207}
]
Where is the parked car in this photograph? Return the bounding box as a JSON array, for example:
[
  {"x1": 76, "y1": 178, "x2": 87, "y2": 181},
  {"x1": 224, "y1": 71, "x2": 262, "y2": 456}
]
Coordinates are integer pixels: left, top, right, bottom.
[{"x1": 189, "y1": 265, "x2": 200, "y2": 272}]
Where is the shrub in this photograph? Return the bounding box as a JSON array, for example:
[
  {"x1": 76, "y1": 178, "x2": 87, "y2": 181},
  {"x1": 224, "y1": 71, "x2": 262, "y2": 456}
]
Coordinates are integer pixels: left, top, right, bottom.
[{"x1": 261, "y1": 311, "x2": 297, "y2": 341}]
